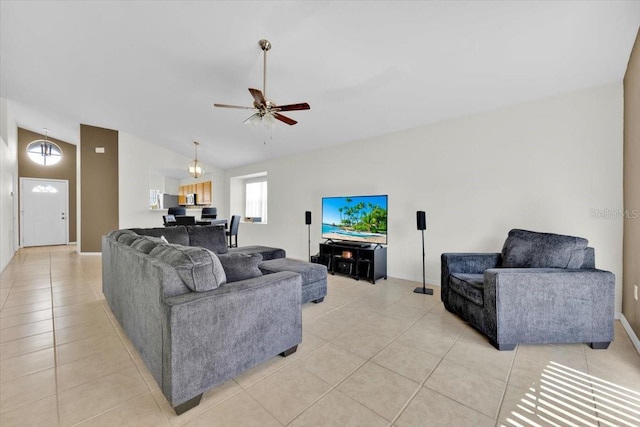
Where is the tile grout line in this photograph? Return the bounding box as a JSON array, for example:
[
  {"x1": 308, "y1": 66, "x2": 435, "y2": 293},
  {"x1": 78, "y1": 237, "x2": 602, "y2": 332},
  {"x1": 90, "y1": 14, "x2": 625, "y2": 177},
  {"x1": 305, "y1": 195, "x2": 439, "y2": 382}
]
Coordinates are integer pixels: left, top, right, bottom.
[
  {"x1": 287, "y1": 298, "x2": 442, "y2": 425},
  {"x1": 493, "y1": 344, "x2": 520, "y2": 427},
  {"x1": 582, "y1": 344, "x2": 602, "y2": 427},
  {"x1": 241, "y1": 297, "x2": 430, "y2": 426},
  {"x1": 387, "y1": 324, "x2": 464, "y2": 426},
  {"x1": 8, "y1": 250, "x2": 637, "y2": 426},
  {"x1": 48, "y1": 248, "x2": 63, "y2": 426},
  {"x1": 0, "y1": 248, "x2": 57, "y2": 419},
  {"x1": 97, "y1": 282, "x2": 179, "y2": 426},
  {"x1": 67, "y1": 390, "x2": 153, "y2": 427},
  {"x1": 54, "y1": 245, "x2": 153, "y2": 426}
]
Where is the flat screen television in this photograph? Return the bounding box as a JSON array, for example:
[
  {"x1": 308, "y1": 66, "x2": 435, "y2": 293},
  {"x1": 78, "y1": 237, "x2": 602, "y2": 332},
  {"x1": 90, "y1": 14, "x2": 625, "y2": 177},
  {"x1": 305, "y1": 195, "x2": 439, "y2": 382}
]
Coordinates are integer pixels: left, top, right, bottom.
[{"x1": 322, "y1": 195, "x2": 388, "y2": 245}]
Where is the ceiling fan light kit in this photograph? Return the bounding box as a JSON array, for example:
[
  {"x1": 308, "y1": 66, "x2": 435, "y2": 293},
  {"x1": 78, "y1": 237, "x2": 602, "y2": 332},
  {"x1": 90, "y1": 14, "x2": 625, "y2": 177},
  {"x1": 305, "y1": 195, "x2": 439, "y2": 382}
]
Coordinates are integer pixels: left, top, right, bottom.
[{"x1": 214, "y1": 39, "x2": 310, "y2": 128}]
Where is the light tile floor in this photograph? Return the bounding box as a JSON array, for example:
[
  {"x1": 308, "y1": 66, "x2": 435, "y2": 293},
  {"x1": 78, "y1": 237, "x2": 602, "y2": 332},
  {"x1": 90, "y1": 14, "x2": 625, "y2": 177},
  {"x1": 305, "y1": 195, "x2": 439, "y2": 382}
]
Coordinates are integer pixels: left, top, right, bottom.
[{"x1": 1, "y1": 245, "x2": 639, "y2": 426}]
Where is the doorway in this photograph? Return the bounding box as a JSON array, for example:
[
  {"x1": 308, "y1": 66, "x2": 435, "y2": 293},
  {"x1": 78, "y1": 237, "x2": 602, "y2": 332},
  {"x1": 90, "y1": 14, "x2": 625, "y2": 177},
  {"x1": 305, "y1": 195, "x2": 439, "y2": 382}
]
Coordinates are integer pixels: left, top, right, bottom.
[{"x1": 20, "y1": 178, "x2": 69, "y2": 247}]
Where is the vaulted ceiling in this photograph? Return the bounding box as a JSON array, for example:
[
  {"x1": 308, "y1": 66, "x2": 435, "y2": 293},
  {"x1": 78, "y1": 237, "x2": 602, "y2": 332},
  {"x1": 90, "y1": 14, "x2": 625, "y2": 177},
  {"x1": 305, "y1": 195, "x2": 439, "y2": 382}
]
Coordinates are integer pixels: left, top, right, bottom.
[{"x1": 1, "y1": 1, "x2": 638, "y2": 170}]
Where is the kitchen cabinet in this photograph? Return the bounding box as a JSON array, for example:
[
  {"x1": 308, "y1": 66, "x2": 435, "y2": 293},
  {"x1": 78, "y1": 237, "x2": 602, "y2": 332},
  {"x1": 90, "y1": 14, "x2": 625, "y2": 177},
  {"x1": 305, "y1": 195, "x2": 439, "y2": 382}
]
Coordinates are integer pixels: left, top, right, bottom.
[
  {"x1": 177, "y1": 181, "x2": 212, "y2": 206},
  {"x1": 201, "y1": 181, "x2": 212, "y2": 205}
]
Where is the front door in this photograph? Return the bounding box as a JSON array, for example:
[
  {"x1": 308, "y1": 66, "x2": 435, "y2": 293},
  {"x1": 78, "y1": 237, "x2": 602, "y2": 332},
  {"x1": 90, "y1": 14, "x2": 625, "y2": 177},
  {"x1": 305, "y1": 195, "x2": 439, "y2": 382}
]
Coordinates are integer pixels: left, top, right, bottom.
[{"x1": 20, "y1": 178, "x2": 68, "y2": 247}]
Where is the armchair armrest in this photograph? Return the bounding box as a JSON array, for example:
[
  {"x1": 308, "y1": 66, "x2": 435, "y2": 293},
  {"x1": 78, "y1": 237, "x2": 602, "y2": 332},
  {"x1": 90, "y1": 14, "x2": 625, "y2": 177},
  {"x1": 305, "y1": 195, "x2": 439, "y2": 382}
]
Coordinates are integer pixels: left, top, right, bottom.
[
  {"x1": 441, "y1": 253, "x2": 502, "y2": 307},
  {"x1": 441, "y1": 253, "x2": 502, "y2": 277},
  {"x1": 482, "y1": 268, "x2": 615, "y2": 348}
]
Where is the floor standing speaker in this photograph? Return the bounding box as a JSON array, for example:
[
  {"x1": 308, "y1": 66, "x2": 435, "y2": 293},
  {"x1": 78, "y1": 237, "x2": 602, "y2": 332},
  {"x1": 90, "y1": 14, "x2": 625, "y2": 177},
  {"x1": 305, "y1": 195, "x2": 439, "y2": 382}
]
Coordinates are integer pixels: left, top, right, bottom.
[
  {"x1": 305, "y1": 211, "x2": 312, "y2": 261},
  {"x1": 416, "y1": 210, "x2": 426, "y2": 230},
  {"x1": 414, "y1": 210, "x2": 433, "y2": 295}
]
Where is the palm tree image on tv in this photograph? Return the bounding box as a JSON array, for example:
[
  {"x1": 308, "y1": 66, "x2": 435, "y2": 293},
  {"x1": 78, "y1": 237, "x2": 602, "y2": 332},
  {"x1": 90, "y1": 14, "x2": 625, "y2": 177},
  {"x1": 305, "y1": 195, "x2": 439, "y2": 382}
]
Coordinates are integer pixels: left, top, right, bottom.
[{"x1": 322, "y1": 195, "x2": 388, "y2": 244}]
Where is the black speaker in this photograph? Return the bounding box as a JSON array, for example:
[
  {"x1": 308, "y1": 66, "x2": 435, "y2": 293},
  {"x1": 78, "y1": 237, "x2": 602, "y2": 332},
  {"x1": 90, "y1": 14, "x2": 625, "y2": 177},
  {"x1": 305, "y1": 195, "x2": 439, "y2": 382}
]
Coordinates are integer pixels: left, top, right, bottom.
[
  {"x1": 305, "y1": 211, "x2": 312, "y2": 225},
  {"x1": 416, "y1": 211, "x2": 426, "y2": 230}
]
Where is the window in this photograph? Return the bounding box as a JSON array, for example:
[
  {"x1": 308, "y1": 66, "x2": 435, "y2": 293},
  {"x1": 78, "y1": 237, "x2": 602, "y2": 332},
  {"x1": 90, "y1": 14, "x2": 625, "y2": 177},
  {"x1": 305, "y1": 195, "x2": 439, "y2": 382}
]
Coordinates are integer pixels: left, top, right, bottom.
[
  {"x1": 26, "y1": 140, "x2": 62, "y2": 166},
  {"x1": 32, "y1": 184, "x2": 58, "y2": 193},
  {"x1": 230, "y1": 171, "x2": 268, "y2": 223},
  {"x1": 245, "y1": 180, "x2": 267, "y2": 223},
  {"x1": 149, "y1": 189, "x2": 161, "y2": 209}
]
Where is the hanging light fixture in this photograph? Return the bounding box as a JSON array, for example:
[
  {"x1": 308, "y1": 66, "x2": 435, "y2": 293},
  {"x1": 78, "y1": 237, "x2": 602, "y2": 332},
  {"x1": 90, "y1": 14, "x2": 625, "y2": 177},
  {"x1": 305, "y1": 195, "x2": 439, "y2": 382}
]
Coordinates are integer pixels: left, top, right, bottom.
[
  {"x1": 26, "y1": 128, "x2": 62, "y2": 166},
  {"x1": 187, "y1": 141, "x2": 205, "y2": 178}
]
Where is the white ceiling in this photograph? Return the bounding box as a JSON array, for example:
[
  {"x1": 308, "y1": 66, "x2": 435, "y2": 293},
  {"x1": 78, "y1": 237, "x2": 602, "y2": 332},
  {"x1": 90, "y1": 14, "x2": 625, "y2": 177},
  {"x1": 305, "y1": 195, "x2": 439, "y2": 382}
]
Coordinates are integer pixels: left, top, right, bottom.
[{"x1": 1, "y1": 1, "x2": 638, "y2": 170}]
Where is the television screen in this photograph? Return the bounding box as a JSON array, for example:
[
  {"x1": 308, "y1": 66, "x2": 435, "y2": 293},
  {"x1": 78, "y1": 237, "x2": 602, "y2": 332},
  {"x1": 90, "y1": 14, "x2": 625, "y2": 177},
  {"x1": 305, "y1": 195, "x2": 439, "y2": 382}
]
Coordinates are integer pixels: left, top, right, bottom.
[{"x1": 322, "y1": 195, "x2": 388, "y2": 245}]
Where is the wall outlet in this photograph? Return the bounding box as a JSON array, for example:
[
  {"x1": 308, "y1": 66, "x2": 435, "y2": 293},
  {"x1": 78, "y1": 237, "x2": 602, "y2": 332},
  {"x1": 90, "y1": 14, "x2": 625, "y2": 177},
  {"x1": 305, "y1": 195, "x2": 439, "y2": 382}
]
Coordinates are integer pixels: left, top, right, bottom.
[{"x1": 635, "y1": 284, "x2": 639, "y2": 301}]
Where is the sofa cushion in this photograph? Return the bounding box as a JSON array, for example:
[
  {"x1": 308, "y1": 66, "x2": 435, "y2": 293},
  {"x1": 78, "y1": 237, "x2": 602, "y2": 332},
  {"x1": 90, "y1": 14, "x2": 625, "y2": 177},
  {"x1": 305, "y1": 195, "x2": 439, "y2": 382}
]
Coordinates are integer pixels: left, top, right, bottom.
[
  {"x1": 149, "y1": 244, "x2": 226, "y2": 292},
  {"x1": 501, "y1": 229, "x2": 588, "y2": 269},
  {"x1": 449, "y1": 273, "x2": 484, "y2": 306},
  {"x1": 108, "y1": 229, "x2": 138, "y2": 241},
  {"x1": 131, "y1": 236, "x2": 165, "y2": 254},
  {"x1": 227, "y1": 245, "x2": 286, "y2": 261},
  {"x1": 259, "y1": 258, "x2": 326, "y2": 283},
  {"x1": 218, "y1": 253, "x2": 263, "y2": 283},
  {"x1": 131, "y1": 226, "x2": 190, "y2": 246},
  {"x1": 186, "y1": 225, "x2": 228, "y2": 254},
  {"x1": 117, "y1": 233, "x2": 139, "y2": 246}
]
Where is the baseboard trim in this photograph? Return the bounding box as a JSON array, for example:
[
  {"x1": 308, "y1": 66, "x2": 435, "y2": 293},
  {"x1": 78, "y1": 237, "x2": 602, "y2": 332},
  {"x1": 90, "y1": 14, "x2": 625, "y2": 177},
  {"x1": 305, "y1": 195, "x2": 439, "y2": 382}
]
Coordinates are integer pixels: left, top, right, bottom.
[{"x1": 620, "y1": 313, "x2": 640, "y2": 355}]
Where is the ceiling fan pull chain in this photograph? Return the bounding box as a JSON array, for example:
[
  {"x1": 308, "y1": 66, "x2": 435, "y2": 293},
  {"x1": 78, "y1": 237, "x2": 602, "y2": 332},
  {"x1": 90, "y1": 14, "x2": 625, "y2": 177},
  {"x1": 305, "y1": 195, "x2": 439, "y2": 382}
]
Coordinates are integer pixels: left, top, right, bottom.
[{"x1": 262, "y1": 122, "x2": 274, "y2": 144}]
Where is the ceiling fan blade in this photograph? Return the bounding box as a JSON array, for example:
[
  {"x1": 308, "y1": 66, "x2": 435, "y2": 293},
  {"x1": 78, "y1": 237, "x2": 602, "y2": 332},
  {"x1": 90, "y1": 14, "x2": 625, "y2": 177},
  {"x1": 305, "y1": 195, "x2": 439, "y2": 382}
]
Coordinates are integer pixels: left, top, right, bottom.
[
  {"x1": 248, "y1": 88, "x2": 266, "y2": 105},
  {"x1": 274, "y1": 113, "x2": 298, "y2": 126},
  {"x1": 276, "y1": 102, "x2": 310, "y2": 112},
  {"x1": 214, "y1": 103, "x2": 255, "y2": 110}
]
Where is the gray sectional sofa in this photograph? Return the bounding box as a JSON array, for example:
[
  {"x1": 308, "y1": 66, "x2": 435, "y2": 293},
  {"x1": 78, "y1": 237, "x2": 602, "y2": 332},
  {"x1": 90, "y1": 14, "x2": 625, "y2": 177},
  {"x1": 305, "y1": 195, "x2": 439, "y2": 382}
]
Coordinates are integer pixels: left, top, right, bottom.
[
  {"x1": 102, "y1": 225, "x2": 326, "y2": 414},
  {"x1": 441, "y1": 229, "x2": 615, "y2": 351}
]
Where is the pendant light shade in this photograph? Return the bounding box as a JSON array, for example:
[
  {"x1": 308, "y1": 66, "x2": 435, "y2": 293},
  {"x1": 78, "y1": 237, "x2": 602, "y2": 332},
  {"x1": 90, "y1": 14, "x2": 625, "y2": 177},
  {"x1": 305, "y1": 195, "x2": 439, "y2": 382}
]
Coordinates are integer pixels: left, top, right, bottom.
[{"x1": 188, "y1": 141, "x2": 205, "y2": 178}]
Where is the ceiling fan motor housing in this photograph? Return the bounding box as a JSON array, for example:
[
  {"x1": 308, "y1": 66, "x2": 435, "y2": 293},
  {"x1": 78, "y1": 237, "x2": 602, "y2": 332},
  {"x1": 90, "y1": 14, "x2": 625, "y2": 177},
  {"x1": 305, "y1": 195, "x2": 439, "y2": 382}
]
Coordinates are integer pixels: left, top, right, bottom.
[{"x1": 259, "y1": 39, "x2": 271, "y2": 51}]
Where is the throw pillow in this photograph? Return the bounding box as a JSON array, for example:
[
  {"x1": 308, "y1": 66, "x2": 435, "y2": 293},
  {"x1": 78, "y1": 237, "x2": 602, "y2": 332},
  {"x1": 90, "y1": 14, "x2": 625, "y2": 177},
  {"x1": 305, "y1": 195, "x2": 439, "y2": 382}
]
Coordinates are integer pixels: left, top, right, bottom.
[
  {"x1": 149, "y1": 244, "x2": 227, "y2": 292},
  {"x1": 218, "y1": 253, "x2": 263, "y2": 283}
]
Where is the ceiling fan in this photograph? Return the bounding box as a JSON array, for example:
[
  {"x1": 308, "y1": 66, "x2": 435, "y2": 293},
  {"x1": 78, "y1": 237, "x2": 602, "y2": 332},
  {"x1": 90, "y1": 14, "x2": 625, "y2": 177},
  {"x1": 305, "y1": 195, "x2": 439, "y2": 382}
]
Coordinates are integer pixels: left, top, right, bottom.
[{"x1": 214, "y1": 39, "x2": 310, "y2": 126}]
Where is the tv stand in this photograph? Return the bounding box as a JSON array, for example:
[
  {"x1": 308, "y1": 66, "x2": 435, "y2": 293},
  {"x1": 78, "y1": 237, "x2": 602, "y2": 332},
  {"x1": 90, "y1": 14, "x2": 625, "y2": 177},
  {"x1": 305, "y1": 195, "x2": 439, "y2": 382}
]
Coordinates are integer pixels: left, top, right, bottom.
[{"x1": 317, "y1": 242, "x2": 387, "y2": 284}]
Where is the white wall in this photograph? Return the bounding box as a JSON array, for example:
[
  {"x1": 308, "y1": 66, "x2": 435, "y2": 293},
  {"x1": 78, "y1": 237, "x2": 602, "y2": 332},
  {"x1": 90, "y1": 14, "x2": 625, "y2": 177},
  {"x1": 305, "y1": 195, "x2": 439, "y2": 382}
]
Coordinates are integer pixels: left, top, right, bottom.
[
  {"x1": 0, "y1": 98, "x2": 18, "y2": 272},
  {"x1": 225, "y1": 83, "x2": 624, "y2": 313},
  {"x1": 118, "y1": 132, "x2": 225, "y2": 229}
]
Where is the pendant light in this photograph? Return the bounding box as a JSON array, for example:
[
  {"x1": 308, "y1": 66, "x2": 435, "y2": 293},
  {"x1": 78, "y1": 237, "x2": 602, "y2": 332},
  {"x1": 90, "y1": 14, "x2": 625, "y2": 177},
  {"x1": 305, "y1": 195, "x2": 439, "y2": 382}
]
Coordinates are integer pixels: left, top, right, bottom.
[
  {"x1": 187, "y1": 141, "x2": 205, "y2": 178},
  {"x1": 26, "y1": 128, "x2": 62, "y2": 166}
]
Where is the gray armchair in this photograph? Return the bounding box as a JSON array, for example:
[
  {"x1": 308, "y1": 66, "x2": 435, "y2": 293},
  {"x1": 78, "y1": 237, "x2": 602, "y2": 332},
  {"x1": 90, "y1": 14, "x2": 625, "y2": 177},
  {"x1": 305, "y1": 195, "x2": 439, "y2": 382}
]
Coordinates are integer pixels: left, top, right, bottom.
[{"x1": 441, "y1": 229, "x2": 615, "y2": 351}]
